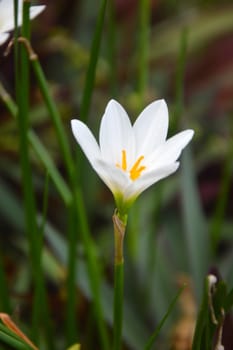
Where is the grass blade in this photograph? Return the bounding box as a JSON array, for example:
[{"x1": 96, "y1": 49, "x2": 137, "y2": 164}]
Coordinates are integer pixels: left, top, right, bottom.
[
  {"x1": 180, "y1": 149, "x2": 210, "y2": 299},
  {"x1": 143, "y1": 286, "x2": 185, "y2": 350},
  {"x1": 0, "y1": 82, "x2": 72, "y2": 206}
]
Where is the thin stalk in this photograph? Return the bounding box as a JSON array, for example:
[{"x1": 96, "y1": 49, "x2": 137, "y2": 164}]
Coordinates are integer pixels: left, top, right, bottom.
[
  {"x1": 15, "y1": 2, "x2": 53, "y2": 348},
  {"x1": 29, "y1": 53, "x2": 74, "y2": 178},
  {"x1": 75, "y1": 189, "x2": 109, "y2": 350},
  {"x1": 21, "y1": 3, "x2": 40, "y2": 344},
  {"x1": 0, "y1": 82, "x2": 72, "y2": 206},
  {"x1": 16, "y1": 0, "x2": 39, "y2": 342},
  {"x1": 113, "y1": 263, "x2": 124, "y2": 350},
  {"x1": 112, "y1": 212, "x2": 127, "y2": 350},
  {"x1": 65, "y1": 201, "x2": 78, "y2": 345},
  {"x1": 138, "y1": 0, "x2": 150, "y2": 108},
  {"x1": 127, "y1": 202, "x2": 140, "y2": 260},
  {"x1": 39, "y1": 171, "x2": 49, "y2": 242},
  {"x1": 29, "y1": 52, "x2": 77, "y2": 345},
  {"x1": 21, "y1": 41, "x2": 109, "y2": 349},
  {"x1": 19, "y1": 47, "x2": 77, "y2": 345},
  {"x1": 14, "y1": 0, "x2": 19, "y2": 84},
  {"x1": 76, "y1": 4, "x2": 110, "y2": 343},
  {"x1": 0, "y1": 254, "x2": 11, "y2": 313},
  {"x1": 29, "y1": 131, "x2": 72, "y2": 206},
  {"x1": 38, "y1": 173, "x2": 55, "y2": 350}
]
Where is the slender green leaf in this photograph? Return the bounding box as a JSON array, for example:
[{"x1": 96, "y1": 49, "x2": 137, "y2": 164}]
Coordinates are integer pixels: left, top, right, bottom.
[
  {"x1": 225, "y1": 287, "x2": 233, "y2": 311},
  {"x1": 0, "y1": 83, "x2": 72, "y2": 206},
  {"x1": 0, "y1": 324, "x2": 34, "y2": 350},
  {"x1": 180, "y1": 149, "x2": 210, "y2": 299},
  {"x1": 29, "y1": 131, "x2": 72, "y2": 205},
  {"x1": 143, "y1": 286, "x2": 185, "y2": 350},
  {"x1": 0, "y1": 254, "x2": 11, "y2": 313}
]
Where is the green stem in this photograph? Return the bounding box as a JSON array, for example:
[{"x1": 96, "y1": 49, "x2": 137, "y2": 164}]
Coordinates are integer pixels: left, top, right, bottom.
[
  {"x1": 14, "y1": 0, "x2": 19, "y2": 80},
  {"x1": 0, "y1": 254, "x2": 11, "y2": 313},
  {"x1": 15, "y1": 3, "x2": 54, "y2": 348},
  {"x1": 75, "y1": 189, "x2": 109, "y2": 350},
  {"x1": 113, "y1": 212, "x2": 127, "y2": 350},
  {"x1": 18, "y1": 36, "x2": 109, "y2": 350},
  {"x1": 0, "y1": 82, "x2": 72, "y2": 206},
  {"x1": 16, "y1": 0, "x2": 40, "y2": 342},
  {"x1": 113, "y1": 263, "x2": 124, "y2": 350},
  {"x1": 29, "y1": 54, "x2": 74, "y2": 178},
  {"x1": 34, "y1": 54, "x2": 109, "y2": 350},
  {"x1": 19, "y1": 47, "x2": 77, "y2": 344},
  {"x1": 65, "y1": 201, "x2": 78, "y2": 345}
]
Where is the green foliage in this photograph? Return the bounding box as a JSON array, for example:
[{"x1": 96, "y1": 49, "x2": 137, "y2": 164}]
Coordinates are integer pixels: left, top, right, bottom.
[
  {"x1": 0, "y1": 323, "x2": 33, "y2": 350},
  {"x1": 192, "y1": 276, "x2": 232, "y2": 350},
  {"x1": 0, "y1": 0, "x2": 233, "y2": 349}
]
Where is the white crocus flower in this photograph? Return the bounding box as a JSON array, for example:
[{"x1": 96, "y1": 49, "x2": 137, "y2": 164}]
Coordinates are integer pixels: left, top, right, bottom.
[
  {"x1": 0, "y1": 0, "x2": 45, "y2": 45},
  {"x1": 71, "y1": 99, "x2": 194, "y2": 215}
]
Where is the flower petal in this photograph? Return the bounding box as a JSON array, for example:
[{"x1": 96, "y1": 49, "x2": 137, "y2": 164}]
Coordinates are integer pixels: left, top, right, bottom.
[
  {"x1": 99, "y1": 99, "x2": 135, "y2": 164},
  {"x1": 0, "y1": 0, "x2": 15, "y2": 18},
  {"x1": 148, "y1": 129, "x2": 194, "y2": 167},
  {"x1": 93, "y1": 159, "x2": 130, "y2": 197},
  {"x1": 0, "y1": 2, "x2": 45, "y2": 32},
  {"x1": 133, "y1": 99, "x2": 168, "y2": 156},
  {"x1": 0, "y1": 3, "x2": 15, "y2": 32},
  {"x1": 29, "y1": 5, "x2": 46, "y2": 20},
  {"x1": 71, "y1": 119, "x2": 101, "y2": 167},
  {"x1": 124, "y1": 162, "x2": 179, "y2": 200},
  {"x1": 0, "y1": 32, "x2": 10, "y2": 45}
]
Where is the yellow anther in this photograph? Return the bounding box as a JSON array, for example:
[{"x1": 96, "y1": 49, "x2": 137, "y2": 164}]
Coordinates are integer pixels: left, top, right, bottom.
[
  {"x1": 130, "y1": 156, "x2": 146, "y2": 181},
  {"x1": 116, "y1": 150, "x2": 146, "y2": 181}
]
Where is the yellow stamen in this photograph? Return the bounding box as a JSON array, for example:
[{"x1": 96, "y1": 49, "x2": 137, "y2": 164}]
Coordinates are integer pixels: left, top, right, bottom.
[
  {"x1": 130, "y1": 156, "x2": 146, "y2": 181},
  {"x1": 121, "y1": 149, "x2": 127, "y2": 171},
  {"x1": 116, "y1": 149, "x2": 127, "y2": 170},
  {"x1": 116, "y1": 150, "x2": 146, "y2": 181}
]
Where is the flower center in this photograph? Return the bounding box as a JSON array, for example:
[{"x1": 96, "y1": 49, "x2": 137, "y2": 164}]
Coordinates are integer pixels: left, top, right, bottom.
[{"x1": 116, "y1": 149, "x2": 146, "y2": 181}]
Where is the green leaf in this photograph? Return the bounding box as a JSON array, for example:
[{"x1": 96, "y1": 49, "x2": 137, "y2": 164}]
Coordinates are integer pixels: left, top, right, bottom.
[
  {"x1": 180, "y1": 148, "x2": 210, "y2": 299},
  {"x1": 0, "y1": 83, "x2": 72, "y2": 206},
  {"x1": 29, "y1": 131, "x2": 72, "y2": 205},
  {"x1": 192, "y1": 278, "x2": 210, "y2": 350},
  {"x1": 224, "y1": 287, "x2": 233, "y2": 312},
  {"x1": 0, "y1": 324, "x2": 33, "y2": 350},
  {"x1": 143, "y1": 286, "x2": 185, "y2": 350}
]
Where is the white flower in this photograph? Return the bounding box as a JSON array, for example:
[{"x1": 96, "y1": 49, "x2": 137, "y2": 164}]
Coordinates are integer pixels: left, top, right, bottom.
[
  {"x1": 0, "y1": 0, "x2": 45, "y2": 45},
  {"x1": 71, "y1": 99, "x2": 194, "y2": 215}
]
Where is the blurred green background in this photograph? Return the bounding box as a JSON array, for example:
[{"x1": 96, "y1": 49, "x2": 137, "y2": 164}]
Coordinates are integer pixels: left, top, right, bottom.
[{"x1": 0, "y1": 0, "x2": 233, "y2": 349}]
